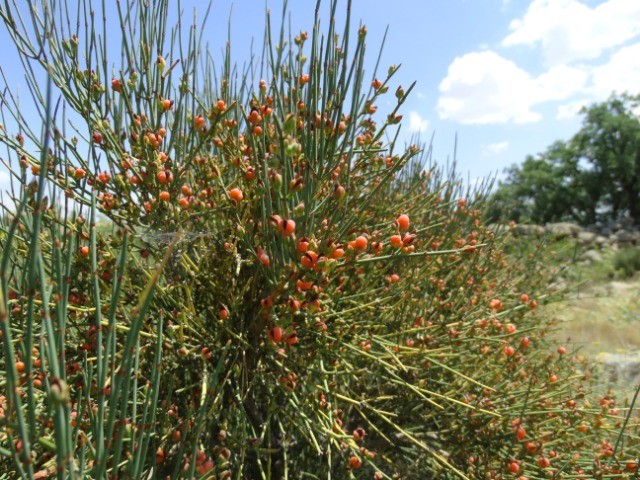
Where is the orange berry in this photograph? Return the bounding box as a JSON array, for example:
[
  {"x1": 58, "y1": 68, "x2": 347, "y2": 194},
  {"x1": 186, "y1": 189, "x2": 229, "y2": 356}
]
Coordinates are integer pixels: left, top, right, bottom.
[
  {"x1": 111, "y1": 78, "x2": 122, "y2": 92},
  {"x1": 74, "y1": 168, "x2": 86, "y2": 179},
  {"x1": 301, "y1": 251, "x2": 318, "y2": 269},
  {"x1": 178, "y1": 197, "x2": 190, "y2": 209},
  {"x1": 216, "y1": 99, "x2": 227, "y2": 112},
  {"x1": 92, "y1": 132, "x2": 103, "y2": 144},
  {"x1": 538, "y1": 456, "x2": 550, "y2": 468},
  {"x1": 257, "y1": 248, "x2": 270, "y2": 267},
  {"x1": 389, "y1": 274, "x2": 400, "y2": 283},
  {"x1": 159, "y1": 191, "x2": 170, "y2": 201},
  {"x1": 371, "y1": 78, "x2": 383, "y2": 90},
  {"x1": 162, "y1": 99, "x2": 172, "y2": 111},
  {"x1": 97, "y1": 172, "x2": 111, "y2": 184},
  {"x1": 278, "y1": 219, "x2": 296, "y2": 237},
  {"x1": 396, "y1": 214, "x2": 410, "y2": 231},
  {"x1": 520, "y1": 293, "x2": 530, "y2": 303},
  {"x1": 353, "y1": 235, "x2": 368, "y2": 251},
  {"x1": 402, "y1": 233, "x2": 416, "y2": 246},
  {"x1": 157, "y1": 170, "x2": 169, "y2": 184},
  {"x1": 194, "y1": 115, "x2": 205, "y2": 128},
  {"x1": 219, "y1": 308, "x2": 229, "y2": 319},
  {"x1": 508, "y1": 460, "x2": 519, "y2": 474},
  {"x1": 296, "y1": 279, "x2": 313, "y2": 291},
  {"x1": 330, "y1": 247, "x2": 345, "y2": 259},
  {"x1": 515, "y1": 427, "x2": 526, "y2": 440},
  {"x1": 228, "y1": 188, "x2": 243, "y2": 202},
  {"x1": 296, "y1": 239, "x2": 309, "y2": 254},
  {"x1": 79, "y1": 246, "x2": 90, "y2": 257},
  {"x1": 521, "y1": 336, "x2": 531, "y2": 349},
  {"x1": 503, "y1": 345, "x2": 515, "y2": 356},
  {"x1": 557, "y1": 346, "x2": 567, "y2": 355},
  {"x1": 269, "y1": 327, "x2": 283, "y2": 343},
  {"x1": 549, "y1": 374, "x2": 558, "y2": 383},
  {"x1": 15, "y1": 361, "x2": 25, "y2": 373},
  {"x1": 390, "y1": 234, "x2": 402, "y2": 248},
  {"x1": 349, "y1": 456, "x2": 362, "y2": 469}
]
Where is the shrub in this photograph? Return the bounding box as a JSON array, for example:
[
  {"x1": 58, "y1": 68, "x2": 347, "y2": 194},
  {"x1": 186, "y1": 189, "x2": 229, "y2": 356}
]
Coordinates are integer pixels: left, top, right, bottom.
[
  {"x1": 0, "y1": 1, "x2": 638, "y2": 479},
  {"x1": 613, "y1": 247, "x2": 640, "y2": 279}
]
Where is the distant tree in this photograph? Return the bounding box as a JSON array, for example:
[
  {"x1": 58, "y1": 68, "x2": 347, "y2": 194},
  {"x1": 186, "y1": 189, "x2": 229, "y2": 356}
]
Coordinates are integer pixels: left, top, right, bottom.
[
  {"x1": 573, "y1": 93, "x2": 640, "y2": 221},
  {"x1": 488, "y1": 93, "x2": 640, "y2": 225}
]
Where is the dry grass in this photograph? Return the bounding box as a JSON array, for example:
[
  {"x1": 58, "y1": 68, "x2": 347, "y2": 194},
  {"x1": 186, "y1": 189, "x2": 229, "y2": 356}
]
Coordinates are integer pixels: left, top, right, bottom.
[
  {"x1": 550, "y1": 278, "x2": 640, "y2": 400},
  {"x1": 552, "y1": 279, "x2": 640, "y2": 354}
]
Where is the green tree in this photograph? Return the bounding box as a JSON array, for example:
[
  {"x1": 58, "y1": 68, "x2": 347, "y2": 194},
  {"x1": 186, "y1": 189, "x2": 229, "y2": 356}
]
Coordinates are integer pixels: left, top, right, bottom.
[
  {"x1": 488, "y1": 141, "x2": 587, "y2": 223},
  {"x1": 574, "y1": 93, "x2": 640, "y2": 221},
  {"x1": 489, "y1": 93, "x2": 640, "y2": 225}
]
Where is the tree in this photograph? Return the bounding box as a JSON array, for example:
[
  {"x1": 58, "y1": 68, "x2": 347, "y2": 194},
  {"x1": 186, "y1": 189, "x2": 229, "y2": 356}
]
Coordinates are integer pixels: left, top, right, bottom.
[
  {"x1": 489, "y1": 93, "x2": 640, "y2": 225},
  {"x1": 574, "y1": 93, "x2": 640, "y2": 221}
]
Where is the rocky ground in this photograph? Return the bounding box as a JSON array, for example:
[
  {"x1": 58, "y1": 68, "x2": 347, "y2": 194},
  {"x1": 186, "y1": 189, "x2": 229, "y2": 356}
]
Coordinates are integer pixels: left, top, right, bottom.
[
  {"x1": 492, "y1": 219, "x2": 640, "y2": 400},
  {"x1": 551, "y1": 264, "x2": 640, "y2": 401}
]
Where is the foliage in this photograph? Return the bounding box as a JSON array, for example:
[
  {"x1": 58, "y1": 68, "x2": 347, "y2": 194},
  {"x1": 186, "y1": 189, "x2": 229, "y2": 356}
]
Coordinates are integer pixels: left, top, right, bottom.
[
  {"x1": 0, "y1": 1, "x2": 639, "y2": 479},
  {"x1": 487, "y1": 93, "x2": 640, "y2": 225},
  {"x1": 613, "y1": 247, "x2": 640, "y2": 279}
]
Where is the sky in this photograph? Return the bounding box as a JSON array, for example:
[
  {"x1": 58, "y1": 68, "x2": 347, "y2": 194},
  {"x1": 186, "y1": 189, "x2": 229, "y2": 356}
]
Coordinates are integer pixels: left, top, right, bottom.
[{"x1": 1, "y1": 0, "x2": 639, "y2": 192}]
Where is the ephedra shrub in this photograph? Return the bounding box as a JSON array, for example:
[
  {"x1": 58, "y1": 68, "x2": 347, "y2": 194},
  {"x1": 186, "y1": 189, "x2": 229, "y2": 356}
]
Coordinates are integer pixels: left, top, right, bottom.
[{"x1": 0, "y1": 0, "x2": 638, "y2": 478}]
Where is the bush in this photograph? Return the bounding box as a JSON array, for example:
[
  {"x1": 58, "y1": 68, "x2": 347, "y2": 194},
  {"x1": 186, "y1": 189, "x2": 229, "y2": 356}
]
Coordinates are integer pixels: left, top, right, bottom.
[
  {"x1": 0, "y1": 1, "x2": 638, "y2": 479},
  {"x1": 613, "y1": 247, "x2": 640, "y2": 279}
]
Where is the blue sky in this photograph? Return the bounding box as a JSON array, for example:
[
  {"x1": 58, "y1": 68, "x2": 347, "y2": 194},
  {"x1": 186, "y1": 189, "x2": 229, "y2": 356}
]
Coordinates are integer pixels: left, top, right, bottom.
[{"x1": 1, "y1": 0, "x2": 639, "y2": 191}]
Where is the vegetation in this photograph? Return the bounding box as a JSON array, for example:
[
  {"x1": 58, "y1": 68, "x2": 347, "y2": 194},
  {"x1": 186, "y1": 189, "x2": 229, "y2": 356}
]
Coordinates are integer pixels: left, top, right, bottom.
[
  {"x1": 0, "y1": 1, "x2": 639, "y2": 478},
  {"x1": 613, "y1": 248, "x2": 640, "y2": 279},
  {"x1": 488, "y1": 93, "x2": 640, "y2": 225}
]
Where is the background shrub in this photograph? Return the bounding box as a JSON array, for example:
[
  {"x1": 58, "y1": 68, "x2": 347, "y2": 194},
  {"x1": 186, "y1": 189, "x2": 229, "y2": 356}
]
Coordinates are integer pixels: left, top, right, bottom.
[{"x1": 613, "y1": 247, "x2": 640, "y2": 279}]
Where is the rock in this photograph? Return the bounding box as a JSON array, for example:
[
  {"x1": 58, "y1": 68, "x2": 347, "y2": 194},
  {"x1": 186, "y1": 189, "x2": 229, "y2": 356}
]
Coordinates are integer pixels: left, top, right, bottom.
[
  {"x1": 598, "y1": 352, "x2": 640, "y2": 386},
  {"x1": 611, "y1": 229, "x2": 638, "y2": 245},
  {"x1": 580, "y1": 249, "x2": 603, "y2": 264},
  {"x1": 545, "y1": 222, "x2": 583, "y2": 239},
  {"x1": 576, "y1": 231, "x2": 597, "y2": 245},
  {"x1": 513, "y1": 224, "x2": 545, "y2": 237},
  {"x1": 620, "y1": 216, "x2": 635, "y2": 229},
  {"x1": 594, "y1": 235, "x2": 609, "y2": 248}
]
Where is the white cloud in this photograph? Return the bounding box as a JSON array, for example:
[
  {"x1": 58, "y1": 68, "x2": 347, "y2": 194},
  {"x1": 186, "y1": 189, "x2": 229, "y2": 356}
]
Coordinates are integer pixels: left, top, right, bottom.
[
  {"x1": 589, "y1": 41, "x2": 640, "y2": 98},
  {"x1": 408, "y1": 112, "x2": 430, "y2": 132},
  {"x1": 503, "y1": 0, "x2": 640, "y2": 66},
  {"x1": 437, "y1": 51, "x2": 588, "y2": 124},
  {"x1": 482, "y1": 141, "x2": 509, "y2": 156},
  {"x1": 556, "y1": 99, "x2": 590, "y2": 119}
]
